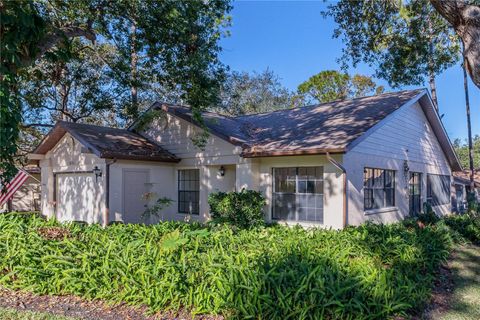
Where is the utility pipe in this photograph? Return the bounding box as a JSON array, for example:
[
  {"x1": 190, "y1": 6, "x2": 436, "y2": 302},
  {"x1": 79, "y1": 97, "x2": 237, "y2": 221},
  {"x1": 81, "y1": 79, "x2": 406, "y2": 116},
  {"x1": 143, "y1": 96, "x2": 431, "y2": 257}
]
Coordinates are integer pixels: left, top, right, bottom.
[
  {"x1": 104, "y1": 159, "x2": 117, "y2": 227},
  {"x1": 326, "y1": 152, "x2": 347, "y2": 228}
]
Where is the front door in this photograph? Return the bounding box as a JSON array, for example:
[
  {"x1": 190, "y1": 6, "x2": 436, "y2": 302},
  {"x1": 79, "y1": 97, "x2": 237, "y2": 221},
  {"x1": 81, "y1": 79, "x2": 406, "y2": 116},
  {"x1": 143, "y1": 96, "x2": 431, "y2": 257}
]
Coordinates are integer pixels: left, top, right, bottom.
[
  {"x1": 122, "y1": 169, "x2": 149, "y2": 223},
  {"x1": 409, "y1": 172, "x2": 422, "y2": 216}
]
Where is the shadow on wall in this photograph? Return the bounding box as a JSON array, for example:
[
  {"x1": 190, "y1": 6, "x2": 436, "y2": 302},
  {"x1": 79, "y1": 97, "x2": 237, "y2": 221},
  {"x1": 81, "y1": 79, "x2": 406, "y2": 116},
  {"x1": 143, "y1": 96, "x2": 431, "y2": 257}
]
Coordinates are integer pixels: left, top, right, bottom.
[{"x1": 56, "y1": 173, "x2": 102, "y2": 224}]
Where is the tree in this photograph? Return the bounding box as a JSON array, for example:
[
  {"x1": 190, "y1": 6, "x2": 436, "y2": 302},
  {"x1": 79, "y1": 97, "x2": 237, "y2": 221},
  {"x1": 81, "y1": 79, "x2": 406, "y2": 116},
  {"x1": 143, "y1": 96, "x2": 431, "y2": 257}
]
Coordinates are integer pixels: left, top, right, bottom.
[
  {"x1": 453, "y1": 136, "x2": 480, "y2": 169},
  {"x1": 296, "y1": 70, "x2": 384, "y2": 105},
  {"x1": 213, "y1": 69, "x2": 293, "y2": 115},
  {"x1": 0, "y1": 0, "x2": 232, "y2": 186},
  {"x1": 325, "y1": 0, "x2": 461, "y2": 107},
  {"x1": 430, "y1": 1, "x2": 480, "y2": 89},
  {"x1": 17, "y1": 40, "x2": 119, "y2": 159}
]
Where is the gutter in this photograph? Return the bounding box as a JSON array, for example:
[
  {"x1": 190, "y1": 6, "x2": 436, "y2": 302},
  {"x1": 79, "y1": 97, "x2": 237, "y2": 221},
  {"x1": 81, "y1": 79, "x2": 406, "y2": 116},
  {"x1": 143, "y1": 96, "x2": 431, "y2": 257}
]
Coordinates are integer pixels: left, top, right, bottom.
[
  {"x1": 104, "y1": 159, "x2": 117, "y2": 227},
  {"x1": 326, "y1": 152, "x2": 347, "y2": 228}
]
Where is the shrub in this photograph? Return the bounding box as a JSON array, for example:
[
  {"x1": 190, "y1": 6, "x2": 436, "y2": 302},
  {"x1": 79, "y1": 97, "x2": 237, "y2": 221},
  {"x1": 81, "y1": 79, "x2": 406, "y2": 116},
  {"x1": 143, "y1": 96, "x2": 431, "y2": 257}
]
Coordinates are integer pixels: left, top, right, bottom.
[
  {"x1": 208, "y1": 189, "x2": 266, "y2": 228},
  {"x1": 0, "y1": 212, "x2": 474, "y2": 319},
  {"x1": 418, "y1": 202, "x2": 440, "y2": 225},
  {"x1": 444, "y1": 214, "x2": 480, "y2": 244}
]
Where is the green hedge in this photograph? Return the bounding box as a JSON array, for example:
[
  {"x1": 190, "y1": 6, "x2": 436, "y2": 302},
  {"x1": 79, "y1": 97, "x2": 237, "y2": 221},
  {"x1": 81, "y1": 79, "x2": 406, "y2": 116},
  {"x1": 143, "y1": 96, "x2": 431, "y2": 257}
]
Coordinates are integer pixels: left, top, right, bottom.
[
  {"x1": 208, "y1": 189, "x2": 266, "y2": 228},
  {"x1": 0, "y1": 213, "x2": 477, "y2": 319}
]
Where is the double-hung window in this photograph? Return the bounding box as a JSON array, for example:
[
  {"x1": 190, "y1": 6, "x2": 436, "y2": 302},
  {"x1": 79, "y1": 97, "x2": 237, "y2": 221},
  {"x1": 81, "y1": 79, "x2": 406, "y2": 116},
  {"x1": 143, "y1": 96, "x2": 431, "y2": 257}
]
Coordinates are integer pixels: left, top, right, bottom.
[
  {"x1": 178, "y1": 169, "x2": 199, "y2": 214},
  {"x1": 426, "y1": 174, "x2": 450, "y2": 206},
  {"x1": 272, "y1": 167, "x2": 324, "y2": 223},
  {"x1": 364, "y1": 168, "x2": 395, "y2": 210}
]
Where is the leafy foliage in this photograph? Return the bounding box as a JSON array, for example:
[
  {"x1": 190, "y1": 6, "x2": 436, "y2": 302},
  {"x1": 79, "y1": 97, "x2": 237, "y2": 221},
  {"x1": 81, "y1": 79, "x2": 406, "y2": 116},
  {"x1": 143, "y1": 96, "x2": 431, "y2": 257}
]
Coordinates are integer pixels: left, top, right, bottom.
[
  {"x1": 213, "y1": 69, "x2": 293, "y2": 115},
  {"x1": 296, "y1": 70, "x2": 384, "y2": 105},
  {"x1": 453, "y1": 136, "x2": 480, "y2": 169},
  {"x1": 208, "y1": 189, "x2": 266, "y2": 228},
  {"x1": 0, "y1": 0, "x2": 232, "y2": 184},
  {"x1": 325, "y1": 0, "x2": 460, "y2": 97},
  {"x1": 1, "y1": 213, "x2": 476, "y2": 319}
]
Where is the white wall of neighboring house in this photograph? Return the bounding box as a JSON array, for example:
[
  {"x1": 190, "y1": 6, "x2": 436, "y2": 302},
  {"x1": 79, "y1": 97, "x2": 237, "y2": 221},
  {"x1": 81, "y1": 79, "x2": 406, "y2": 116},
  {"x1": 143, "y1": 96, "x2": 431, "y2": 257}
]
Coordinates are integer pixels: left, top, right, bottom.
[
  {"x1": 40, "y1": 133, "x2": 107, "y2": 224},
  {"x1": 344, "y1": 101, "x2": 452, "y2": 226}
]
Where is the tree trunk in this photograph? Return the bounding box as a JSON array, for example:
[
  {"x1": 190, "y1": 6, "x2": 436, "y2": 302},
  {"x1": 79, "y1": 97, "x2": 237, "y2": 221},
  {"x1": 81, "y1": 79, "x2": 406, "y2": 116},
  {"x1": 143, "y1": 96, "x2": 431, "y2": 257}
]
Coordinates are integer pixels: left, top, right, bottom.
[
  {"x1": 129, "y1": 18, "x2": 139, "y2": 120},
  {"x1": 430, "y1": 1, "x2": 480, "y2": 88},
  {"x1": 427, "y1": 12, "x2": 439, "y2": 109},
  {"x1": 463, "y1": 56, "x2": 475, "y2": 189}
]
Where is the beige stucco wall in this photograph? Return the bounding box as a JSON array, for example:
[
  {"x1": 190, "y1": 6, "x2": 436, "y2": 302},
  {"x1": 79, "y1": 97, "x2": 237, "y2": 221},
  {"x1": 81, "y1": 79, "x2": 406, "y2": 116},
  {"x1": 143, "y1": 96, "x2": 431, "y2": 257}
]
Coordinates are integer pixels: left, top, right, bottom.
[
  {"x1": 343, "y1": 101, "x2": 452, "y2": 226},
  {"x1": 39, "y1": 133, "x2": 106, "y2": 224},
  {"x1": 108, "y1": 161, "x2": 236, "y2": 224},
  {"x1": 233, "y1": 155, "x2": 344, "y2": 229},
  {"x1": 1, "y1": 175, "x2": 41, "y2": 212}
]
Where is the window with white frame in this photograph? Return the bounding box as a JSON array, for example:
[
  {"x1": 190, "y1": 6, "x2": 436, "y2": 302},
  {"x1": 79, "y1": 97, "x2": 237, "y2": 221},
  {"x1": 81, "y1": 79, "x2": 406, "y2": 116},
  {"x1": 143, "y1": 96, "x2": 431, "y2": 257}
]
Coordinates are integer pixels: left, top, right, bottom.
[
  {"x1": 364, "y1": 168, "x2": 395, "y2": 210},
  {"x1": 178, "y1": 169, "x2": 199, "y2": 214},
  {"x1": 272, "y1": 167, "x2": 324, "y2": 223}
]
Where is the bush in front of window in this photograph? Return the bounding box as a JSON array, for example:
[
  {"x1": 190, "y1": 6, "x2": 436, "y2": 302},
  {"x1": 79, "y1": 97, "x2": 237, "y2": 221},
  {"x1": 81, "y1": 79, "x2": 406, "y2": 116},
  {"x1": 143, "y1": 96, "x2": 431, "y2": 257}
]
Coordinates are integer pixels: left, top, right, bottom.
[
  {"x1": 208, "y1": 189, "x2": 266, "y2": 228},
  {"x1": 418, "y1": 202, "x2": 440, "y2": 225}
]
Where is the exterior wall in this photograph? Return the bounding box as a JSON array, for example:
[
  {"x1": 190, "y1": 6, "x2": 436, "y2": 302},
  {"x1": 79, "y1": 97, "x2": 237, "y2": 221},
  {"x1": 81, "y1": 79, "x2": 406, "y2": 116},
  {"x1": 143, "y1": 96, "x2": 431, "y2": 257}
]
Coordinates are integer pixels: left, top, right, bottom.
[
  {"x1": 108, "y1": 161, "x2": 236, "y2": 224},
  {"x1": 344, "y1": 101, "x2": 452, "y2": 226},
  {"x1": 39, "y1": 133, "x2": 106, "y2": 224},
  {"x1": 141, "y1": 113, "x2": 242, "y2": 166},
  {"x1": 10, "y1": 175, "x2": 41, "y2": 211},
  {"x1": 256, "y1": 154, "x2": 345, "y2": 229}
]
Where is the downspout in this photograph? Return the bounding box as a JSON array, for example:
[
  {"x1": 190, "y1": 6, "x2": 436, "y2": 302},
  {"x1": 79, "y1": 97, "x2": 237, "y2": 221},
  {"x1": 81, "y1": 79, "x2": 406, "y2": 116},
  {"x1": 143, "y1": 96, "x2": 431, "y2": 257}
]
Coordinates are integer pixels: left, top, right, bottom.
[
  {"x1": 326, "y1": 152, "x2": 347, "y2": 228},
  {"x1": 104, "y1": 159, "x2": 117, "y2": 227}
]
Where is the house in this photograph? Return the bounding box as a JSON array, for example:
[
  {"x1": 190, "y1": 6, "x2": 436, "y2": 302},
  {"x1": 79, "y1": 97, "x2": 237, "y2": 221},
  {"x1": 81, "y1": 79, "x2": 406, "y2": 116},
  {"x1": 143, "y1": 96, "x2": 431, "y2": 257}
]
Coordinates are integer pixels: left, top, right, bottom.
[
  {"x1": 0, "y1": 166, "x2": 41, "y2": 213},
  {"x1": 28, "y1": 89, "x2": 462, "y2": 228},
  {"x1": 451, "y1": 170, "x2": 480, "y2": 212}
]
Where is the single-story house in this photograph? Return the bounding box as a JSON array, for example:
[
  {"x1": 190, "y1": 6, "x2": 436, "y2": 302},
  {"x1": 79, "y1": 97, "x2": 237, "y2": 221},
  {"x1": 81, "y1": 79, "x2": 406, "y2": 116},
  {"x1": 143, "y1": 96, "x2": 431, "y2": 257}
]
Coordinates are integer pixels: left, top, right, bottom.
[{"x1": 28, "y1": 89, "x2": 462, "y2": 228}]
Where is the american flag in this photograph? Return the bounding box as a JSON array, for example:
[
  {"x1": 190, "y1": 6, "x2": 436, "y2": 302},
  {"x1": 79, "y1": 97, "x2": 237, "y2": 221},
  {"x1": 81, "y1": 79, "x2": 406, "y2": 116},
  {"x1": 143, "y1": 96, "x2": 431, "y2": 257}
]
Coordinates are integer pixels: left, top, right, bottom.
[{"x1": 0, "y1": 170, "x2": 29, "y2": 207}]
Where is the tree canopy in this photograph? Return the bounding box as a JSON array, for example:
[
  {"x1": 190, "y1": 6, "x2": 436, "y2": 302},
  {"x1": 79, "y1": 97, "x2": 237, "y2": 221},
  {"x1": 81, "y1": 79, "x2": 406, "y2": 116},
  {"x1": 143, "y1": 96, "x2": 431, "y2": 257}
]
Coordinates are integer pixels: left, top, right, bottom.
[
  {"x1": 297, "y1": 70, "x2": 384, "y2": 105},
  {"x1": 0, "y1": 0, "x2": 232, "y2": 186},
  {"x1": 454, "y1": 136, "x2": 480, "y2": 169},
  {"x1": 213, "y1": 69, "x2": 293, "y2": 116},
  {"x1": 325, "y1": 0, "x2": 460, "y2": 106}
]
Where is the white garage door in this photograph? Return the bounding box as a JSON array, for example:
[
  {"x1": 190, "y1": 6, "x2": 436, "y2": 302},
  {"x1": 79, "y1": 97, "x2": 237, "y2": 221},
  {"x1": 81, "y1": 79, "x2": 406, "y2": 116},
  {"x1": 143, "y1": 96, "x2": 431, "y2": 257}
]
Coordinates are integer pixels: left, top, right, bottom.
[{"x1": 56, "y1": 173, "x2": 96, "y2": 223}]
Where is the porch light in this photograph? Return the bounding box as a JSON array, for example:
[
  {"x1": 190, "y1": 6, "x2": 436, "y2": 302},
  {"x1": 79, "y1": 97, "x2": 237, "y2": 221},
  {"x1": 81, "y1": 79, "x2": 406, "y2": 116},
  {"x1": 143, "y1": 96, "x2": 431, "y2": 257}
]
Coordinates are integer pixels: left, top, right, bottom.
[
  {"x1": 219, "y1": 166, "x2": 225, "y2": 177},
  {"x1": 93, "y1": 166, "x2": 102, "y2": 181},
  {"x1": 403, "y1": 160, "x2": 409, "y2": 181}
]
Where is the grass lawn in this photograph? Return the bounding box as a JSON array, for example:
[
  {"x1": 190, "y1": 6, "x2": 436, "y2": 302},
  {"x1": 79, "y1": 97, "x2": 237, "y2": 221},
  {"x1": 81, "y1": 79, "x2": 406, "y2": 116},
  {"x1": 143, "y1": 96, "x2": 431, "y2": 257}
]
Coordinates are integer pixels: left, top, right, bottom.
[
  {"x1": 435, "y1": 245, "x2": 480, "y2": 320},
  {"x1": 0, "y1": 307, "x2": 72, "y2": 320}
]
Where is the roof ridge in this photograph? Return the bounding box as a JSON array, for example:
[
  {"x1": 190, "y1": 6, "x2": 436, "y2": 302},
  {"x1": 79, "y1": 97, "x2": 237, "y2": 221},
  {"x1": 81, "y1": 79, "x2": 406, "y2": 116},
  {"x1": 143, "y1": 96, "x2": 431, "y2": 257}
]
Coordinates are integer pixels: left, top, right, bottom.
[{"x1": 235, "y1": 88, "x2": 426, "y2": 119}]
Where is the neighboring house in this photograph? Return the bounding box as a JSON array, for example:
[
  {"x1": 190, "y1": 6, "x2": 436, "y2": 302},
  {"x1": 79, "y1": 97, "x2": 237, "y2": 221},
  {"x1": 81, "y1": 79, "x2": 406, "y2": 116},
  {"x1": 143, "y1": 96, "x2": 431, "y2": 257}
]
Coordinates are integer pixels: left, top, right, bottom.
[
  {"x1": 28, "y1": 89, "x2": 462, "y2": 228},
  {"x1": 0, "y1": 167, "x2": 41, "y2": 212},
  {"x1": 452, "y1": 170, "x2": 480, "y2": 212}
]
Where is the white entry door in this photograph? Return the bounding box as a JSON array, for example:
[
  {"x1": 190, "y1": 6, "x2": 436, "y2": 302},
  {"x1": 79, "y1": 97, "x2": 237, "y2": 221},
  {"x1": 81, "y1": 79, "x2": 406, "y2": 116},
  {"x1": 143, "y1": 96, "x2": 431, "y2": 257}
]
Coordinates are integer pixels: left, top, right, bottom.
[
  {"x1": 122, "y1": 169, "x2": 149, "y2": 223},
  {"x1": 56, "y1": 173, "x2": 96, "y2": 223}
]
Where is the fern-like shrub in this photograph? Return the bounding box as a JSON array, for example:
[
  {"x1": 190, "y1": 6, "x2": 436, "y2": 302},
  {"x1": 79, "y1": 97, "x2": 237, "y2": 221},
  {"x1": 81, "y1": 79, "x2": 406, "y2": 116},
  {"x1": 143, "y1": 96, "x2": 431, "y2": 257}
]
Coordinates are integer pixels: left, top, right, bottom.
[{"x1": 0, "y1": 212, "x2": 476, "y2": 319}]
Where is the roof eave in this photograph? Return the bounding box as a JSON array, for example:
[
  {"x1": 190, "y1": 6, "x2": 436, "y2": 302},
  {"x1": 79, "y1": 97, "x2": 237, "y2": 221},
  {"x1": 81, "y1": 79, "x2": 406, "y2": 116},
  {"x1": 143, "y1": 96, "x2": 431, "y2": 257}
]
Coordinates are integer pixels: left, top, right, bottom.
[{"x1": 241, "y1": 148, "x2": 346, "y2": 158}]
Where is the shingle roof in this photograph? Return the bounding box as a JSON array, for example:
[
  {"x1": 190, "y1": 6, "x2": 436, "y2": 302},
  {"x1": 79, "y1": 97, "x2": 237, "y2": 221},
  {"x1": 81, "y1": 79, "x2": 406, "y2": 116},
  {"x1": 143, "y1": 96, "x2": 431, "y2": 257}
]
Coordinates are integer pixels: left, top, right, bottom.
[
  {"x1": 33, "y1": 121, "x2": 180, "y2": 162},
  {"x1": 157, "y1": 89, "x2": 425, "y2": 156}
]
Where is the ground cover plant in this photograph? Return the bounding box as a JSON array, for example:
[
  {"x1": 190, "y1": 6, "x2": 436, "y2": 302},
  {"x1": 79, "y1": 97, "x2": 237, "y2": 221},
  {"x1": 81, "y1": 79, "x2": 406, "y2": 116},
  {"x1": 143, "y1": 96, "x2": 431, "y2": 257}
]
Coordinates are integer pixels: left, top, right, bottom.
[{"x1": 0, "y1": 212, "x2": 478, "y2": 319}]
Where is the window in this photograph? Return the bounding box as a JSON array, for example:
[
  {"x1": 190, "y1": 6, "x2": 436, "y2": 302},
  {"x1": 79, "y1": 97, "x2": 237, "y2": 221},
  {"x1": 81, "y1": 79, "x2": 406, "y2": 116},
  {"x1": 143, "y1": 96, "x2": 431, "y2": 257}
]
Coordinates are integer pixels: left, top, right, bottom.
[
  {"x1": 272, "y1": 167, "x2": 324, "y2": 223},
  {"x1": 427, "y1": 174, "x2": 450, "y2": 206},
  {"x1": 364, "y1": 168, "x2": 395, "y2": 210},
  {"x1": 178, "y1": 169, "x2": 199, "y2": 214}
]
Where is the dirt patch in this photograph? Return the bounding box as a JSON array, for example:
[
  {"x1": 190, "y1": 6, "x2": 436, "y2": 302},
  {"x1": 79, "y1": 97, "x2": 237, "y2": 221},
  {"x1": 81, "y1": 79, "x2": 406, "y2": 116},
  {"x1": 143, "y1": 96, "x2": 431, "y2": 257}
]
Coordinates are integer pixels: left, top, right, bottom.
[
  {"x1": 0, "y1": 288, "x2": 223, "y2": 320},
  {"x1": 418, "y1": 254, "x2": 456, "y2": 319},
  {"x1": 36, "y1": 227, "x2": 72, "y2": 241}
]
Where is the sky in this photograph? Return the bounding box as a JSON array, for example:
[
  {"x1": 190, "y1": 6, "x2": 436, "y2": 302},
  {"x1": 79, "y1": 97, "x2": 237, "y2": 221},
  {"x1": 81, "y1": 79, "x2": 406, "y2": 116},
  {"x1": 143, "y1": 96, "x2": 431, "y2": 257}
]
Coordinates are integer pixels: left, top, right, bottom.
[{"x1": 219, "y1": 1, "x2": 480, "y2": 142}]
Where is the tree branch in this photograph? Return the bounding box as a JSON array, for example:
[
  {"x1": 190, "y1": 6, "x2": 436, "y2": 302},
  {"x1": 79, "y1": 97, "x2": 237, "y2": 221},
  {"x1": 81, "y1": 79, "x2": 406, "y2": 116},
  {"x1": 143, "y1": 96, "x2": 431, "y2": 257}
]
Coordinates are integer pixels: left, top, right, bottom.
[
  {"x1": 430, "y1": 0, "x2": 480, "y2": 88},
  {"x1": 23, "y1": 24, "x2": 96, "y2": 67}
]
